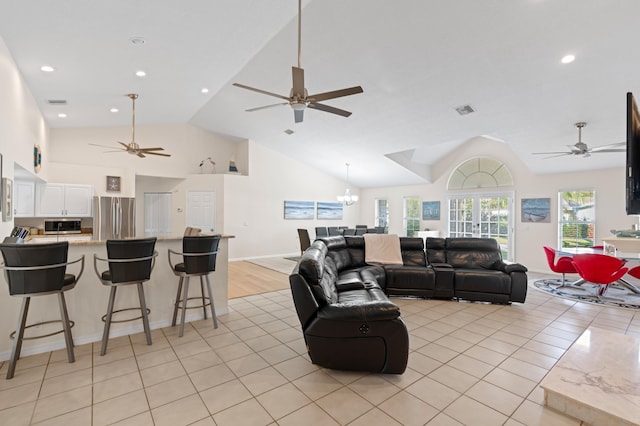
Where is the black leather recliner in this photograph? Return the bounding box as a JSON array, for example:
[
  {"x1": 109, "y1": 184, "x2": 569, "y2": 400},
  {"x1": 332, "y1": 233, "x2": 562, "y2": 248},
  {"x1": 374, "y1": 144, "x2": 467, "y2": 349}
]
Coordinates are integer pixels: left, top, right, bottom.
[{"x1": 289, "y1": 240, "x2": 409, "y2": 374}]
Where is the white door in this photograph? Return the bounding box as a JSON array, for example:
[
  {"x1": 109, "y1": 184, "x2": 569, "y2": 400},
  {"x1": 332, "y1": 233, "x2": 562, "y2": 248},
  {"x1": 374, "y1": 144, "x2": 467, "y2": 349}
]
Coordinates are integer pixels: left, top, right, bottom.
[
  {"x1": 448, "y1": 193, "x2": 514, "y2": 261},
  {"x1": 144, "y1": 192, "x2": 172, "y2": 237},
  {"x1": 186, "y1": 191, "x2": 215, "y2": 233}
]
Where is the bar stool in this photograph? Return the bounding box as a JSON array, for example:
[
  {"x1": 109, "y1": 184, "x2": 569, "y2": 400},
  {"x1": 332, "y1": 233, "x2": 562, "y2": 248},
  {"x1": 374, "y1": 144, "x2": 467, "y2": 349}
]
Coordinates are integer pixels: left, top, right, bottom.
[
  {"x1": 94, "y1": 238, "x2": 157, "y2": 355},
  {"x1": 168, "y1": 235, "x2": 221, "y2": 337},
  {"x1": 0, "y1": 242, "x2": 84, "y2": 379}
]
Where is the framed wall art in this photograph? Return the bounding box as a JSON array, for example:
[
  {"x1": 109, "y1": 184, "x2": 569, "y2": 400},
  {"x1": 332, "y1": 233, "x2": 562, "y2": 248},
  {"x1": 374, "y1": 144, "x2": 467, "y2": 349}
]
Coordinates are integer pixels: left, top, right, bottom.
[
  {"x1": 422, "y1": 201, "x2": 440, "y2": 220},
  {"x1": 317, "y1": 201, "x2": 343, "y2": 220},
  {"x1": 106, "y1": 175, "x2": 121, "y2": 192},
  {"x1": 521, "y1": 198, "x2": 550, "y2": 223},
  {"x1": 284, "y1": 200, "x2": 314, "y2": 220}
]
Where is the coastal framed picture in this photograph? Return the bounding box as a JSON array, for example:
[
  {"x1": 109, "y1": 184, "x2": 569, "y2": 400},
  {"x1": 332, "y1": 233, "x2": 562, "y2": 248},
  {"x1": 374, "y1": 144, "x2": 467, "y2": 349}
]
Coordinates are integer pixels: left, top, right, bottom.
[
  {"x1": 521, "y1": 198, "x2": 550, "y2": 222},
  {"x1": 317, "y1": 201, "x2": 343, "y2": 220},
  {"x1": 422, "y1": 201, "x2": 440, "y2": 220},
  {"x1": 284, "y1": 200, "x2": 314, "y2": 220}
]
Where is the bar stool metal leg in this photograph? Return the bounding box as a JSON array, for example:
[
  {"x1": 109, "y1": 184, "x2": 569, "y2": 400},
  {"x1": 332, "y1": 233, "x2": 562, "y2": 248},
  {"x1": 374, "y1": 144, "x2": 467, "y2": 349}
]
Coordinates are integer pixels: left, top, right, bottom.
[
  {"x1": 179, "y1": 278, "x2": 190, "y2": 337},
  {"x1": 200, "y1": 279, "x2": 207, "y2": 320},
  {"x1": 137, "y1": 283, "x2": 152, "y2": 345},
  {"x1": 171, "y1": 277, "x2": 184, "y2": 327},
  {"x1": 7, "y1": 297, "x2": 30, "y2": 379},
  {"x1": 101, "y1": 286, "x2": 118, "y2": 356},
  {"x1": 58, "y1": 292, "x2": 75, "y2": 363},
  {"x1": 205, "y1": 275, "x2": 218, "y2": 329}
]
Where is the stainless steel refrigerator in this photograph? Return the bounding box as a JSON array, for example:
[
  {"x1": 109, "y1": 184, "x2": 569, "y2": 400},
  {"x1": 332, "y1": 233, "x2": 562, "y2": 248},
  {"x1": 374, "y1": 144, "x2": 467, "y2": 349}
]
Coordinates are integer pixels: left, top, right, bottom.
[{"x1": 92, "y1": 196, "x2": 136, "y2": 240}]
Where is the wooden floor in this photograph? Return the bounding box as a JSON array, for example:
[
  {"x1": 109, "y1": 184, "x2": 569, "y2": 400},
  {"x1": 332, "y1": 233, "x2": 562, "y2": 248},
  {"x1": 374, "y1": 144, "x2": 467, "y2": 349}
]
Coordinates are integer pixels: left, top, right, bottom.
[{"x1": 227, "y1": 260, "x2": 291, "y2": 299}]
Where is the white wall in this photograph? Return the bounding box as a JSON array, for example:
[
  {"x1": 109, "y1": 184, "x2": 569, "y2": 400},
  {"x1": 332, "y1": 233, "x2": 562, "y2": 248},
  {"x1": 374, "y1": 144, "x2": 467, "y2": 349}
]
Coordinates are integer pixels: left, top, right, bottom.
[
  {"x1": 0, "y1": 37, "x2": 50, "y2": 237},
  {"x1": 361, "y1": 137, "x2": 628, "y2": 272},
  {"x1": 223, "y1": 141, "x2": 361, "y2": 260}
]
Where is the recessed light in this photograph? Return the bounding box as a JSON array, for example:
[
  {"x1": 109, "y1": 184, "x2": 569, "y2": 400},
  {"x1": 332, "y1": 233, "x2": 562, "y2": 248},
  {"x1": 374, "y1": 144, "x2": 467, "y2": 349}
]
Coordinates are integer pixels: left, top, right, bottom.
[
  {"x1": 135, "y1": 70, "x2": 146, "y2": 77},
  {"x1": 40, "y1": 65, "x2": 55, "y2": 72},
  {"x1": 110, "y1": 108, "x2": 119, "y2": 113},
  {"x1": 201, "y1": 88, "x2": 209, "y2": 93},
  {"x1": 561, "y1": 54, "x2": 575, "y2": 64},
  {"x1": 58, "y1": 113, "x2": 67, "y2": 118}
]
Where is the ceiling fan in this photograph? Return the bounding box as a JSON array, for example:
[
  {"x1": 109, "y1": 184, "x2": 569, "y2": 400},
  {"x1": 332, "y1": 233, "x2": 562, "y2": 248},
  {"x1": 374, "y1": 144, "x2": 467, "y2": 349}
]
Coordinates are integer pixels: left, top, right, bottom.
[
  {"x1": 90, "y1": 93, "x2": 171, "y2": 158},
  {"x1": 532, "y1": 122, "x2": 625, "y2": 159},
  {"x1": 232, "y1": 0, "x2": 363, "y2": 123}
]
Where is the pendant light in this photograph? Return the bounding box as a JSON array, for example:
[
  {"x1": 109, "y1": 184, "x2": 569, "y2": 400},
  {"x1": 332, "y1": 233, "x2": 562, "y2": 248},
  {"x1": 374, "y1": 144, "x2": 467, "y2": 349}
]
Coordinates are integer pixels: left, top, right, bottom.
[{"x1": 337, "y1": 163, "x2": 358, "y2": 206}]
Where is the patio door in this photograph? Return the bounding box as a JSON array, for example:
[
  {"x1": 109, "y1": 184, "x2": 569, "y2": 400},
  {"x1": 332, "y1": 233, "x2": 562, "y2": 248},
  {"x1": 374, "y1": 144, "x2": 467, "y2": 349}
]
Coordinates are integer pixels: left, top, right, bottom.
[{"x1": 448, "y1": 193, "x2": 514, "y2": 260}]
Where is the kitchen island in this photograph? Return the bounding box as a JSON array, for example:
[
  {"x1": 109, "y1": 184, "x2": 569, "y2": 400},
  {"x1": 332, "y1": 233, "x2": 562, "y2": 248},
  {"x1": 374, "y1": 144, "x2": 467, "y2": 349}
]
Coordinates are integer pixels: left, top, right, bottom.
[{"x1": 0, "y1": 235, "x2": 233, "y2": 361}]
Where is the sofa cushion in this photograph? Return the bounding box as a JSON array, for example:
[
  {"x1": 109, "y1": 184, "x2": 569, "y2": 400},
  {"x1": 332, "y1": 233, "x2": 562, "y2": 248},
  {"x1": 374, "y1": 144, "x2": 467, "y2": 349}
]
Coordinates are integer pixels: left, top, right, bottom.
[
  {"x1": 399, "y1": 237, "x2": 426, "y2": 266},
  {"x1": 446, "y1": 238, "x2": 502, "y2": 269},
  {"x1": 454, "y1": 269, "x2": 511, "y2": 294},
  {"x1": 345, "y1": 236, "x2": 367, "y2": 267},
  {"x1": 426, "y1": 237, "x2": 447, "y2": 264},
  {"x1": 298, "y1": 241, "x2": 328, "y2": 286}
]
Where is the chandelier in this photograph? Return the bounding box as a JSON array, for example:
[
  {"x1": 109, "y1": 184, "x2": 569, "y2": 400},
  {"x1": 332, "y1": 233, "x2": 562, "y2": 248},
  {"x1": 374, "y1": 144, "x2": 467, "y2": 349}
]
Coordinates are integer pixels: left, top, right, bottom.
[{"x1": 337, "y1": 163, "x2": 358, "y2": 206}]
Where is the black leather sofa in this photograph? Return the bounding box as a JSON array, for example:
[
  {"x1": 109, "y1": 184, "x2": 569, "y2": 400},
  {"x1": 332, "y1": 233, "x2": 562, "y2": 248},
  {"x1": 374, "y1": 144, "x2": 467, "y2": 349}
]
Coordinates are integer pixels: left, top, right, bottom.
[
  {"x1": 288, "y1": 235, "x2": 527, "y2": 374},
  {"x1": 425, "y1": 237, "x2": 528, "y2": 303},
  {"x1": 289, "y1": 238, "x2": 409, "y2": 374}
]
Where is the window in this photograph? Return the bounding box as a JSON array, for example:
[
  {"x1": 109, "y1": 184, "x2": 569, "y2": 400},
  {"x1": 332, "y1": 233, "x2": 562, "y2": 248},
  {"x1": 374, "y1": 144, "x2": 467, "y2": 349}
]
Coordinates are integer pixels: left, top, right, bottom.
[
  {"x1": 559, "y1": 190, "x2": 595, "y2": 249},
  {"x1": 375, "y1": 199, "x2": 389, "y2": 232},
  {"x1": 403, "y1": 197, "x2": 420, "y2": 237}
]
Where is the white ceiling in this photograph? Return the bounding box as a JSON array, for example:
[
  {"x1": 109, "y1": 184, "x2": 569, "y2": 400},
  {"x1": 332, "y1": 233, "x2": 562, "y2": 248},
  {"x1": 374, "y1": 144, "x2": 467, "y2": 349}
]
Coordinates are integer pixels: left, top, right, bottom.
[{"x1": 0, "y1": 0, "x2": 637, "y2": 188}]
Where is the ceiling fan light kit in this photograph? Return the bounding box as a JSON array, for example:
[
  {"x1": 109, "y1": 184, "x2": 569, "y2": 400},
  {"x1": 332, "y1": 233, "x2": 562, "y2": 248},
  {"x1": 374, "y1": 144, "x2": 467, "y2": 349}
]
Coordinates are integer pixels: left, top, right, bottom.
[
  {"x1": 233, "y1": 0, "x2": 363, "y2": 123},
  {"x1": 532, "y1": 121, "x2": 626, "y2": 159},
  {"x1": 90, "y1": 93, "x2": 171, "y2": 158}
]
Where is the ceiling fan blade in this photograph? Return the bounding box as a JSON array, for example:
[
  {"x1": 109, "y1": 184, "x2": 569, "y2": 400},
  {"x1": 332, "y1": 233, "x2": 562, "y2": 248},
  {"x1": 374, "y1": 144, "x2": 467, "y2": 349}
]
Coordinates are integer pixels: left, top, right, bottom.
[
  {"x1": 308, "y1": 102, "x2": 352, "y2": 117},
  {"x1": 138, "y1": 147, "x2": 165, "y2": 152},
  {"x1": 294, "y1": 109, "x2": 304, "y2": 123},
  {"x1": 589, "y1": 148, "x2": 626, "y2": 153},
  {"x1": 308, "y1": 86, "x2": 364, "y2": 103},
  {"x1": 292, "y1": 67, "x2": 305, "y2": 98},
  {"x1": 542, "y1": 153, "x2": 573, "y2": 159},
  {"x1": 117, "y1": 141, "x2": 130, "y2": 149},
  {"x1": 136, "y1": 152, "x2": 146, "y2": 158},
  {"x1": 145, "y1": 151, "x2": 171, "y2": 157},
  {"x1": 232, "y1": 83, "x2": 290, "y2": 101},
  {"x1": 90, "y1": 143, "x2": 123, "y2": 150},
  {"x1": 246, "y1": 103, "x2": 289, "y2": 112},
  {"x1": 589, "y1": 142, "x2": 626, "y2": 152},
  {"x1": 532, "y1": 151, "x2": 572, "y2": 155}
]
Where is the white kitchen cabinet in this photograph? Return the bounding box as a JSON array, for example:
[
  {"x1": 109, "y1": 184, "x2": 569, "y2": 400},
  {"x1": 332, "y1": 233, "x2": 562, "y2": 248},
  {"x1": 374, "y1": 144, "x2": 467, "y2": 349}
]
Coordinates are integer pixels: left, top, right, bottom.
[
  {"x1": 35, "y1": 184, "x2": 93, "y2": 217},
  {"x1": 14, "y1": 180, "x2": 35, "y2": 217},
  {"x1": 28, "y1": 235, "x2": 92, "y2": 243}
]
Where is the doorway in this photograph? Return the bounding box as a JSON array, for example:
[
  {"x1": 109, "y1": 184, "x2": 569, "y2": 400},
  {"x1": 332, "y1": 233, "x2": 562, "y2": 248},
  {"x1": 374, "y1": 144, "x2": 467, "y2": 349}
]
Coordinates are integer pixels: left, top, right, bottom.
[
  {"x1": 448, "y1": 193, "x2": 514, "y2": 260},
  {"x1": 144, "y1": 192, "x2": 172, "y2": 237}
]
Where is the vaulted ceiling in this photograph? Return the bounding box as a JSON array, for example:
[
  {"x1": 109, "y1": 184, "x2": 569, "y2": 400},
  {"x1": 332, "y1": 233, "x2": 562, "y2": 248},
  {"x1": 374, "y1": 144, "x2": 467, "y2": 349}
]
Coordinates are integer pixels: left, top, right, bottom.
[{"x1": 0, "y1": 0, "x2": 636, "y2": 187}]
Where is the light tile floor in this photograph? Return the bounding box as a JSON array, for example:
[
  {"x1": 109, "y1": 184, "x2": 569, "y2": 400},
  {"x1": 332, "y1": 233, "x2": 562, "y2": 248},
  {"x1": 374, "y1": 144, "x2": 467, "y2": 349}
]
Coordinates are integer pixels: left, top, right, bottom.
[{"x1": 1, "y1": 271, "x2": 639, "y2": 425}]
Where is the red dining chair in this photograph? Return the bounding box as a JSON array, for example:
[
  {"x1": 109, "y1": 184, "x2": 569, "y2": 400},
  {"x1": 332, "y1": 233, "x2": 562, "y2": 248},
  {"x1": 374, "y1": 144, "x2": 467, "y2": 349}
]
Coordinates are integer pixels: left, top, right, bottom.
[
  {"x1": 571, "y1": 254, "x2": 628, "y2": 301},
  {"x1": 543, "y1": 246, "x2": 580, "y2": 288}
]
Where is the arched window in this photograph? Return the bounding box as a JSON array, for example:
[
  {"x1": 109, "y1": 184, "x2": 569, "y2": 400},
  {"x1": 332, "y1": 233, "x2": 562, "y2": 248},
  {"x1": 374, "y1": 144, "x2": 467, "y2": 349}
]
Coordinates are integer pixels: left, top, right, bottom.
[{"x1": 447, "y1": 157, "x2": 513, "y2": 190}]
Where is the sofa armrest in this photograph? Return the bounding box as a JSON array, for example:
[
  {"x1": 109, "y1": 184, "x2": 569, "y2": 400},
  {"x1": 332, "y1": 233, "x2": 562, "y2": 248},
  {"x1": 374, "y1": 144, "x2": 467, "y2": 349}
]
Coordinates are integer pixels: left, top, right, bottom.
[
  {"x1": 317, "y1": 301, "x2": 401, "y2": 322},
  {"x1": 503, "y1": 263, "x2": 528, "y2": 273}
]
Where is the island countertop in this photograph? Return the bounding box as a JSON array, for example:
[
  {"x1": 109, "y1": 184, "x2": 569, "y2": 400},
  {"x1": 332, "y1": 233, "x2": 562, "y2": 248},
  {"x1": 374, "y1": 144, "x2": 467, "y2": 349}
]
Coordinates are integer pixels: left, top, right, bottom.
[{"x1": 0, "y1": 236, "x2": 233, "y2": 361}]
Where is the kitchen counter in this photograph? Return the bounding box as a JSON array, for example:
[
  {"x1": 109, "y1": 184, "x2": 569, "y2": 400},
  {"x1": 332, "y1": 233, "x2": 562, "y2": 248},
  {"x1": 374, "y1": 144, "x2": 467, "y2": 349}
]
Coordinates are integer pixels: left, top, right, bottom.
[{"x1": 0, "y1": 235, "x2": 234, "y2": 361}]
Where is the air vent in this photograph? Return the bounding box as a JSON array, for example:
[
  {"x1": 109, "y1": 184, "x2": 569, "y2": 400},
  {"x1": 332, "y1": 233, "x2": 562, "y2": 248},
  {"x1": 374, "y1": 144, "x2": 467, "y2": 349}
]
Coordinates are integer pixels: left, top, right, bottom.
[
  {"x1": 47, "y1": 99, "x2": 67, "y2": 105},
  {"x1": 284, "y1": 129, "x2": 294, "y2": 135},
  {"x1": 455, "y1": 104, "x2": 475, "y2": 116}
]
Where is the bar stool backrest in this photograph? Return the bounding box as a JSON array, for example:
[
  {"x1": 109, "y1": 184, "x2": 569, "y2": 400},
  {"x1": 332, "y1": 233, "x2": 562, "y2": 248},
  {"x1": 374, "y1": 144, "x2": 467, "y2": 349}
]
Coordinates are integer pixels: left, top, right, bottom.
[
  {"x1": 0, "y1": 242, "x2": 69, "y2": 295},
  {"x1": 183, "y1": 235, "x2": 221, "y2": 275},
  {"x1": 106, "y1": 238, "x2": 156, "y2": 284}
]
